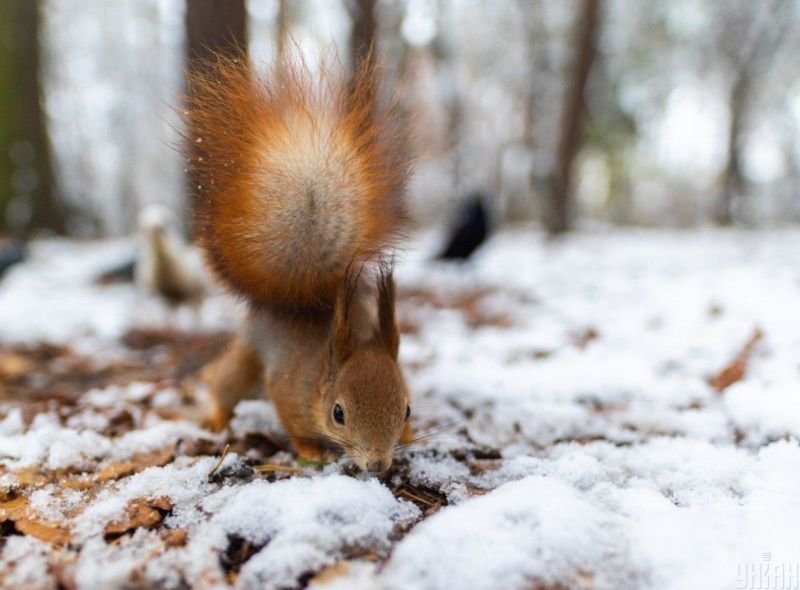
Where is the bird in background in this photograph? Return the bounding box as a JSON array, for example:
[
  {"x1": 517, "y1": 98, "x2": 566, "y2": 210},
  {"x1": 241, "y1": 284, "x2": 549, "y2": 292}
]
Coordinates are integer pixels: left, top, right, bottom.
[
  {"x1": 135, "y1": 204, "x2": 206, "y2": 306},
  {"x1": 437, "y1": 190, "x2": 491, "y2": 261}
]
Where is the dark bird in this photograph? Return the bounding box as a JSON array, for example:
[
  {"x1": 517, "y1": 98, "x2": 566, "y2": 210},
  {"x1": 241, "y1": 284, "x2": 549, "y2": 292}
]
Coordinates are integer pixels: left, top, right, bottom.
[
  {"x1": 438, "y1": 191, "x2": 490, "y2": 261},
  {"x1": 0, "y1": 240, "x2": 27, "y2": 280}
]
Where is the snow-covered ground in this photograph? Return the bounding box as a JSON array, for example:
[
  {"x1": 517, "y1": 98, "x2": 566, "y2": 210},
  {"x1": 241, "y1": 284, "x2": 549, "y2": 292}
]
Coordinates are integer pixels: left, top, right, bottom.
[{"x1": 1, "y1": 227, "x2": 799, "y2": 589}]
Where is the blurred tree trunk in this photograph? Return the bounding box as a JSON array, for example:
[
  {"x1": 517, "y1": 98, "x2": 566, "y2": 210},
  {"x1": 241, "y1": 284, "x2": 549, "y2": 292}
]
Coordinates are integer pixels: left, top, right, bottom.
[
  {"x1": 0, "y1": 0, "x2": 65, "y2": 235},
  {"x1": 546, "y1": 0, "x2": 601, "y2": 235},
  {"x1": 276, "y1": 0, "x2": 289, "y2": 61},
  {"x1": 347, "y1": 0, "x2": 378, "y2": 74},
  {"x1": 184, "y1": 0, "x2": 247, "y2": 234},
  {"x1": 717, "y1": 73, "x2": 749, "y2": 225},
  {"x1": 185, "y1": 0, "x2": 247, "y2": 65},
  {"x1": 714, "y1": 0, "x2": 790, "y2": 225},
  {"x1": 434, "y1": 0, "x2": 463, "y2": 196},
  {"x1": 519, "y1": 0, "x2": 550, "y2": 151}
]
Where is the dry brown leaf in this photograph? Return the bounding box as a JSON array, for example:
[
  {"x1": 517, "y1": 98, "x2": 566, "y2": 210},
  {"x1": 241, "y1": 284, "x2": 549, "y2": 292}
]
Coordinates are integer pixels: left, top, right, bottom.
[
  {"x1": 104, "y1": 497, "x2": 173, "y2": 537},
  {"x1": 97, "y1": 446, "x2": 176, "y2": 484},
  {"x1": 709, "y1": 328, "x2": 764, "y2": 393},
  {"x1": 15, "y1": 517, "x2": 72, "y2": 545},
  {"x1": 0, "y1": 496, "x2": 72, "y2": 545},
  {"x1": 147, "y1": 496, "x2": 173, "y2": 511},
  {"x1": 0, "y1": 352, "x2": 34, "y2": 379},
  {"x1": 162, "y1": 528, "x2": 188, "y2": 547},
  {"x1": 60, "y1": 475, "x2": 98, "y2": 491},
  {"x1": 310, "y1": 561, "x2": 351, "y2": 585},
  {"x1": 8, "y1": 467, "x2": 48, "y2": 488},
  {"x1": 97, "y1": 461, "x2": 136, "y2": 482},
  {"x1": 0, "y1": 495, "x2": 29, "y2": 520},
  {"x1": 573, "y1": 327, "x2": 600, "y2": 350}
]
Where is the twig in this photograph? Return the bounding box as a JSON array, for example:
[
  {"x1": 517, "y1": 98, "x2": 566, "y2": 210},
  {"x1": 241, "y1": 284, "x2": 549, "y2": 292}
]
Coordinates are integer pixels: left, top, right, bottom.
[{"x1": 208, "y1": 443, "x2": 230, "y2": 481}]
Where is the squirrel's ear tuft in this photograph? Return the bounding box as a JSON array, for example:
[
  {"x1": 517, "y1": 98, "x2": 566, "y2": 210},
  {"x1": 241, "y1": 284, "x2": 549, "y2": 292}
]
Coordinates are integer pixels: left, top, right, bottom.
[
  {"x1": 326, "y1": 262, "x2": 362, "y2": 378},
  {"x1": 376, "y1": 258, "x2": 399, "y2": 360}
]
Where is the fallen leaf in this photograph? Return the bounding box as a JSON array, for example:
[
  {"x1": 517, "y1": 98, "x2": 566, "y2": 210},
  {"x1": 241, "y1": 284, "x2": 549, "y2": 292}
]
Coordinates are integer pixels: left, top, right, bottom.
[
  {"x1": 162, "y1": 528, "x2": 188, "y2": 547},
  {"x1": 14, "y1": 518, "x2": 71, "y2": 545},
  {"x1": 98, "y1": 446, "x2": 176, "y2": 483},
  {"x1": 7, "y1": 467, "x2": 48, "y2": 488},
  {"x1": 97, "y1": 461, "x2": 136, "y2": 482},
  {"x1": 0, "y1": 353, "x2": 34, "y2": 379},
  {"x1": 0, "y1": 495, "x2": 29, "y2": 520},
  {"x1": 104, "y1": 497, "x2": 173, "y2": 538},
  {"x1": 0, "y1": 496, "x2": 72, "y2": 545},
  {"x1": 572, "y1": 327, "x2": 600, "y2": 350},
  {"x1": 709, "y1": 328, "x2": 764, "y2": 393},
  {"x1": 310, "y1": 561, "x2": 350, "y2": 585},
  {"x1": 147, "y1": 496, "x2": 173, "y2": 511},
  {"x1": 60, "y1": 475, "x2": 98, "y2": 491}
]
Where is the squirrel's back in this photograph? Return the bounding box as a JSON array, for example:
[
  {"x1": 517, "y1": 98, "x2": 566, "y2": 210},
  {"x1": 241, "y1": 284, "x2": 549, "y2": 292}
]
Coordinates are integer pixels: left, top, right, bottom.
[{"x1": 185, "y1": 53, "x2": 411, "y2": 311}]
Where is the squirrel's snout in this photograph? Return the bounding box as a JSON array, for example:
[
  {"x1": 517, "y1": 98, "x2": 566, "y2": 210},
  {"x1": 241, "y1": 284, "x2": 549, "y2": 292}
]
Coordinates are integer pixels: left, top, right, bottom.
[{"x1": 365, "y1": 459, "x2": 390, "y2": 474}]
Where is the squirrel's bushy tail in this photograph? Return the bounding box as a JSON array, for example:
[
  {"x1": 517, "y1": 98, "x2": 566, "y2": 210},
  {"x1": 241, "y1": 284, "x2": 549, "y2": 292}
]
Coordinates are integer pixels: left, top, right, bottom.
[{"x1": 184, "y1": 51, "x2": 411, "y2": 311}]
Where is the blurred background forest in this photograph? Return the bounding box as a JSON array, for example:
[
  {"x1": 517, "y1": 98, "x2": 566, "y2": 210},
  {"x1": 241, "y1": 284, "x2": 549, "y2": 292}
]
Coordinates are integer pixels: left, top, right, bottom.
[{"x1": 1, "y1": 0, "x2": 800, "y2": 239}]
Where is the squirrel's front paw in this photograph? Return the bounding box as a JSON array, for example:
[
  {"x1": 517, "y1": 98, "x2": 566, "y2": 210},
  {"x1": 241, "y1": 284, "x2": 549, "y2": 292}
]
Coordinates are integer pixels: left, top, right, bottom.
[
  {"x1": 203, "y1": 402, "x2": 232, "y2": 433},
  {"x1": 291, "y1": 438, "x2": 339, "y2": 465}
]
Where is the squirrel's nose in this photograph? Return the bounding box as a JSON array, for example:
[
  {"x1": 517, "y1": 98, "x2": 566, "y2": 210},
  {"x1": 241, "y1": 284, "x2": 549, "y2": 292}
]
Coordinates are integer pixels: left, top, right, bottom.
[{"x1": 365, "y1": 459, "x2": 389, "y2": 474}]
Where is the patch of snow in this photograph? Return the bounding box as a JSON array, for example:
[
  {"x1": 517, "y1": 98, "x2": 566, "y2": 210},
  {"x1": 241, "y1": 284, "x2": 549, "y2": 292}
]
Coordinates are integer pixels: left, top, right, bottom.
[
  {"x1": 29, "y1": 485, "x2": 86, "y2": 521},
  {"x1": 381, "y1": 475, "x2": 642, "y2": 589},
  {"x1": 0, "y1": 238, "x2": 236, "y2": 345},
  {"x1": 0, "y1": 401, "x2": 213, "y2": 471},
  {"x1": 70, "y1": 462, "x2": 419, "y2": 590},
  {"x1": 724, "y1": 381, "x2": 800, "y2": 444},
  {"x1": 0, "y1": 536, "x2": 56, "y2": 590},
  {"x1": 4, "y1": 228, "x2": 800, "y2": 588}
]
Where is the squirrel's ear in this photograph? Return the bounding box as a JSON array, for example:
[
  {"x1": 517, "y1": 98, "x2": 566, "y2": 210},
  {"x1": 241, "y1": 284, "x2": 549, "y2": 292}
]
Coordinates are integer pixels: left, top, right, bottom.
[
  {"x1": 376, "y1": 259, "x2": 399, "y2": 360},
  {"x1": 327, "y1": 262, "x2": 362, "y2": 378}
]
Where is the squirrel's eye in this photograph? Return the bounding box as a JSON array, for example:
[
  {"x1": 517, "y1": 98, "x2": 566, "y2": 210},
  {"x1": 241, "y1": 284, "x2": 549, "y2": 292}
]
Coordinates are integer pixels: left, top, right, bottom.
[
  {"x1": 405, "y1": 405, "x2": 411, "y2": 421},
  {"x1": 333, "y1": 403, "x2": 345, "y2": 425}
]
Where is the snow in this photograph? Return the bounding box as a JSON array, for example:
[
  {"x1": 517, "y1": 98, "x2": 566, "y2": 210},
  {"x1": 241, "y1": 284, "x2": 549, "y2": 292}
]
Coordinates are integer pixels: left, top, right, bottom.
[
  {"x1": 201, "y1": 476, "x2": 418, "y2": 588},
  {"x1": 67, "y1": 459, "x2": 418, "y2": 589},
  {"x1": 0, "y1": 238, "x2": 234, "y2": 346},
  {"x1": 381, "y1": 476, "x2": 639, "y2": 589},
  {"x1": 0, "y1": 407, "x2": 212, "y2": 471},
  {"x1": 2, "y1": 227, "x2": 800, "y2": 589},
  {"x1": 0, "y1": 537, "x2": 54, "y2": 589}
]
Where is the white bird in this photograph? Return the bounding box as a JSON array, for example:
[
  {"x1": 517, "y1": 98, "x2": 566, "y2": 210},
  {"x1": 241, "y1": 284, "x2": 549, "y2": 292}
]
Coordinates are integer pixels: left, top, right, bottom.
[{"x1": 136, "y1": 205, "x2": 205, "y2": 305}]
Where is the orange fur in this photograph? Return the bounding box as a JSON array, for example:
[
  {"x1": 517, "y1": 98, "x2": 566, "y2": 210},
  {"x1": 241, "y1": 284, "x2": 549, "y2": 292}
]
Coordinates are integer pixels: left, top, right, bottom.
[
  {"x1": 184, "y1": 52, "x2": 411, "y2": 312},
  {"x1": 203, "y1": 336, "x2": 264, "y2": 431},
  {"x1": 189, "y1": 50, "x2": 414, "y2": 473}
]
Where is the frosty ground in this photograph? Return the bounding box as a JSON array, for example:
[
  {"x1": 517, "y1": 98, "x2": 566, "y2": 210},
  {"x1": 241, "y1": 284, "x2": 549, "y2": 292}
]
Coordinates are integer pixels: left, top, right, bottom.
[{"x1": 1, "y1": 227, "x2": 799, "y2": 590}]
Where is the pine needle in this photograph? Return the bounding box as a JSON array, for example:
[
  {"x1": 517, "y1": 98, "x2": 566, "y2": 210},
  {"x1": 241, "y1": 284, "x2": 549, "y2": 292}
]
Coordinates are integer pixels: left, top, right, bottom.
[{"x1": 207, "y1": 443, "x2": 230, "y2": 481}]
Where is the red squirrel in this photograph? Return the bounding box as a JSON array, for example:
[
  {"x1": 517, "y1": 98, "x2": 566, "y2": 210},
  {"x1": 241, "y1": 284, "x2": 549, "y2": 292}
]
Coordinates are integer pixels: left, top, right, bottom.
[{"x1": 185, "y1": 52, "x2": 413, "y2": 474}]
